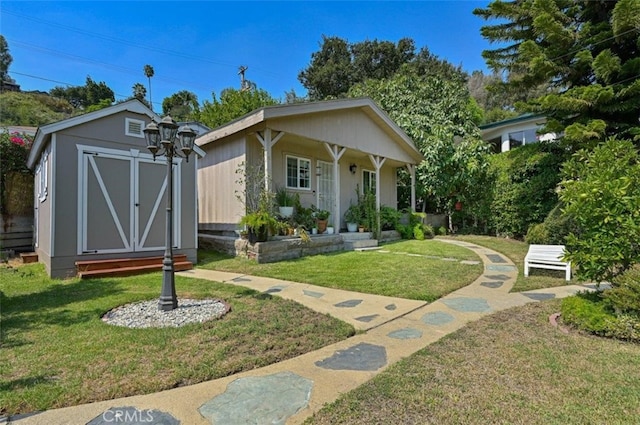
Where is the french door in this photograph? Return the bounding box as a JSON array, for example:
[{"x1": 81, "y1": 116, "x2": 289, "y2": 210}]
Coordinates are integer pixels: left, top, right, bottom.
[{"x1": 316, "y1": 161, "x2": 335, "y2": 217}]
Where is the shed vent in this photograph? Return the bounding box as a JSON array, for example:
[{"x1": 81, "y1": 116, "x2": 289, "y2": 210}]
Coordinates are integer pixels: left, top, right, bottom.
[{"x1": 125, "y1": 118, "x2": 145, "y2": 138}]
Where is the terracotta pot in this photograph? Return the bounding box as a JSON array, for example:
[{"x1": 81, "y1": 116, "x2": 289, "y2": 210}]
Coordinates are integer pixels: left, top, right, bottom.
[{"x1": 317, "y1": 219, "x2": 327, "y2": 234}]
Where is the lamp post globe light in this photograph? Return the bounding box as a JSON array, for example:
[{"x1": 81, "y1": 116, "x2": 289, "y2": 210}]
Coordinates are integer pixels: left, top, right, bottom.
[{"x1": 143, "y1": 116, "x2": 196, "y2": 311}]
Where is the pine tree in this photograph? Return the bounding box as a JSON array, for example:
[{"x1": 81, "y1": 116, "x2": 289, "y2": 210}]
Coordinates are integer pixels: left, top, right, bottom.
[{"x1": 475, "y1": 0, "x2": 640, "y2": 148}]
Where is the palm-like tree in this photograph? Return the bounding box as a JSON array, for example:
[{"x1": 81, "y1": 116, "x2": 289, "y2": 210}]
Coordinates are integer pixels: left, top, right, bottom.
[{"x1": 143, "y1": 64, "x2": 154, "y2": 111}]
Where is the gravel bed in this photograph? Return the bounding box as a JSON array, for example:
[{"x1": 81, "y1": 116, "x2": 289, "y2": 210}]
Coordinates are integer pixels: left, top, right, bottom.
[{"x1": 102, "y1": 298, "x2": 230, "y2": 328}]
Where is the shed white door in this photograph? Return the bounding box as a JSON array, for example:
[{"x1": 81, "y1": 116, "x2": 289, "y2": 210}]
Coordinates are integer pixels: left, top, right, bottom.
[{"x1": 79, "y1": 150, "x2": 180, "y2": 254}]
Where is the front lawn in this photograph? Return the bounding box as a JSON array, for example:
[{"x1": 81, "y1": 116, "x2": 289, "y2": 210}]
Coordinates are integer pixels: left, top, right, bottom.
[
  {"x1": 0, "y1": 263, "x2": 354, "y2": 416},
  {"x1": 198, "y1": 239, "x2": 483, "y2": 302},
  {"x1": 306, "y1": 299, "x2": 640, "y2": 425}
]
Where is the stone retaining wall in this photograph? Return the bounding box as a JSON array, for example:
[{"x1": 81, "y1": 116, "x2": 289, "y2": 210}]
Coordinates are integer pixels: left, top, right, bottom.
[{"x1": 199, "y1": 231, "x2": 401, "y2": 263}]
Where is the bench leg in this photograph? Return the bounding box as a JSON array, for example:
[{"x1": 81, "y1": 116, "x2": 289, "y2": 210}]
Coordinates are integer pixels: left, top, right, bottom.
[
  {"x1": 524, "y1": 261, "x2": 529, "y2": 277},
  {"x1": 566, "y1": 263, "x2": 571, "y2": 281}
]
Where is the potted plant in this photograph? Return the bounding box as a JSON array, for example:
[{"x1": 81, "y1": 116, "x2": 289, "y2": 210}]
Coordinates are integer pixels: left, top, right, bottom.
[
  {"x1": 313, "y1": 207, "x2": 330, "y2": 234},
  {"x1": 275, "y1": 186, "x2": 295, "y2": 218},
  {"x1": 239, "y1": 210, "x2": 278, "y2": 243},
  {"x1": 344, "y1": 203, "x2": 361, "y2": 232}
]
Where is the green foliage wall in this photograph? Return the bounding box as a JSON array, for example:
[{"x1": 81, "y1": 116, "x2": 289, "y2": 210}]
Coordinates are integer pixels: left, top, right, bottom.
[{"x1": 488, "y1": 142, "x2": 568, "y2": 238}]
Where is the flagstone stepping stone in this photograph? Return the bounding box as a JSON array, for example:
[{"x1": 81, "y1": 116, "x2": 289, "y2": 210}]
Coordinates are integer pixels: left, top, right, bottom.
[
  {"x1": 461, "y1": 260, "x2": 482, "y2": 265},
  {"x1": 334, "y1": 299, "x2": 363, "y2": 308},
  {"x1": 487, "y1": 265, "x2": 518, "y2": 272},
  {"x1": 480, "y1": 281, "x2": 504, "y2": 289},
  {"x1": 523, "y1": 293, "x2": 556, "y2": 301},
  {"x1": 442, "y1": 257, "x2": 458, "y2": 261},
  {"x1": 421, "y1": 311, "x2": 455, "y2": 325},
  {"x1": 87, "y1": 406, "x2": 179, "y2": 425},
  {"x1": 355, "y1": 314, "x2": 379, "y2": 322},
  {"x1": 265, "y1": 285, "x2": 287, "y2": 294},
  {"x1": 198, "y1": 372, "x2": 313, "y2": 425},
  {"x1": 486, "y1": 254, "x2": 507, "y2": 263},
  {"x1": 303, "y1": 289, "x2": 324, "y2": 298},
  {"x1": 443, "y1": 297, "x2": 492, "y2": 313},
  {"x1": 385, "y1": 303, "x2": 397, "y2": 311},
  {"x1": 315, "y1": 342, "x2": 387, "y2": 371},
  {"x1": 485, "y1": 274, "x2": 511, "y2": 280},
  {"x1": 388, "y1": 328, "x2": 423, "y2": 339}
]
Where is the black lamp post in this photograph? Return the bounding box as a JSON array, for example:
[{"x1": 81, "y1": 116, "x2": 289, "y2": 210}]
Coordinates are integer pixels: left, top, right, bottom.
[{"x1": 143, "y1": 116, "x2": 196, "y2": 311}]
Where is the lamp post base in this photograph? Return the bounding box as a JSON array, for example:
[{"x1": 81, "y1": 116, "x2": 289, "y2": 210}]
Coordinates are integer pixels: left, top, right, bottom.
[{"x1": 158, "y1": 258, "x2": 178, "y2": 311}]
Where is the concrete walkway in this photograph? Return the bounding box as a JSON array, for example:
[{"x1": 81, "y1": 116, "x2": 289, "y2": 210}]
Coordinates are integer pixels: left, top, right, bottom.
[{"x1": 11, "y1": 240, "x2": 595, "y2": 425}]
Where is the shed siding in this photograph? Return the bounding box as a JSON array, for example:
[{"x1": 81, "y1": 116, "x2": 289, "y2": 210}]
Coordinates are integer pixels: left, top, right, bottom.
[{"x1": 36, "y1": 110, "x2": 199, "y2": 278}]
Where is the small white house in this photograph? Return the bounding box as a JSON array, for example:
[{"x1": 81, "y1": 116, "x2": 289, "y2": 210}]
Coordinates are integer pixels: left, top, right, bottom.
[{"x1": 479, "y1": 113, "x2": 556, "y2": 153}]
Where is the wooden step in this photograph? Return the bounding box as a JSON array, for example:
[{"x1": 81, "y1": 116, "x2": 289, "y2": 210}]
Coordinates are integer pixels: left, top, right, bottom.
[
  {"x1": 75, "y1": 254, "x2": 188, "y2": 272},
  {"x1": 20, "y1": 252, "x2": 39, "y2": 264},
  {"x1": 77, "y1": 260, "x2": 193, "y2": 279}
]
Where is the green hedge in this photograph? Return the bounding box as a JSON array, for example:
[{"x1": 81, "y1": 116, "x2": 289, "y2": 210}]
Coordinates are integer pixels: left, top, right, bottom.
[{"x1": 488, "y1": 142, "x2": 568, "y2": 239}]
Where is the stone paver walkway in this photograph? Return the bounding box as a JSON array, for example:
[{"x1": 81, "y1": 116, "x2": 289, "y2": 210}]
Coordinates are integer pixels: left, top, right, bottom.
[{"x1": 10, "y1": 240, "x2": 596, "y2": 425}]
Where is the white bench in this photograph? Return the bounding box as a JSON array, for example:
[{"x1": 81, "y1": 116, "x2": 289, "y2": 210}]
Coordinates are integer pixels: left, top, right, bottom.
[{"x1": 524, "y1": 244, "x2": 571, "y2": 281}]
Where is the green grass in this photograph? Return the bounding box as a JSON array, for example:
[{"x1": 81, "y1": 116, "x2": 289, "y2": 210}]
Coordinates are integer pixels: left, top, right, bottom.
[
  {"x1": 198, "y1": 239, "x2": 483, "y2": 301},
  {"x1": 306, "y1": 299, "x2": 640, "y2": 425},
  {"x1": 444, "y1": 235, "x2": 571, "y2": 292},
  {"x1": 0, "y1": 263, "x2": 354, "y2": 416}
]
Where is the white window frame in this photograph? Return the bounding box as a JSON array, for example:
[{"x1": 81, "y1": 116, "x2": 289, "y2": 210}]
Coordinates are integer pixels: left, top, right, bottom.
[
  {"x1": 362, "y1": 169, "x2": 376, "y2": 194},
  {"x1": 36, "y1": 153, "x2": 48, "y2": 202},
  {"x1": 125, "y1": 118, "x2": 145, "y2": 138},
  {"x1": 285, "y1": 155, "x2": 311, "y2": 190}
]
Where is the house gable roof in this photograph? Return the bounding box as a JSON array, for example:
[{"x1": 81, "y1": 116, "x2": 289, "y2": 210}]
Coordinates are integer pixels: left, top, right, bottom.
[
  {"x1": 27, "y1": 99, "x2": 206, "y2": 169},
  {"x1": 197, "y1": 97, "x2": 423, "y2": 164}
]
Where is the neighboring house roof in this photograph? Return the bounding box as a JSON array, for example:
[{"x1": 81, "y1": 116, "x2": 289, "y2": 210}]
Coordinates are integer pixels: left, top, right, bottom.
[
  {"x1": 197, "y1": 97, "x2": 424, "y2": 163},
  {"x1": 1, "y1": 125, "x2": 38, "y2": 136},
  {"x1": 479, "y1": 113, "x2": 545, "y2": 131},
  {"x1": 27, "y1": 99, "x2": 205, "y2": 169}
]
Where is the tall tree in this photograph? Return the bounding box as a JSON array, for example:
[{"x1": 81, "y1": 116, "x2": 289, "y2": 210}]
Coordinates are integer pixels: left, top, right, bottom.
[
  {"x1": 49, "y1": 76, "x2": 114, "y2": 110},
  {"x1": 0, "y1": 35, "x2": 13, "y2": 82},
  {"x1": 298, "y1": 36, "x2": 354, "y2": 100},
  {"x1": 474, "y1": 0, "x2": 640, "y2": 147},
  {"x1": 143, "y1": 64, "x2": 154, "y2": 111},
  {"x1": 162, "y1": 90, "x2": 199, "y2": 121},
  {"x1": 348, "y1": 66, "x2": 490, "y2": 224},
  {"x1": 199, "y1": 87, "x2": 279, "y2": 129}
]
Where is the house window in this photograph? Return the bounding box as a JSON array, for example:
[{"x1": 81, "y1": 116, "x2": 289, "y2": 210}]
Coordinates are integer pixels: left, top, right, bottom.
[
  {"x1": 125, "y1": 118, "x2": 145, "y2": 138},
  {"x1": 508, "y1": 128, "x2": 538, "y2": 149},
  {"x1": 286, "y1": 155, "x2": 311, "y2": 190},
  {"x1": 36, "y1": 153, "x2": 48, "y2": 202},
  {"x1": 363, "y1": 169, "x2": 377, "y2": 194},
  {"x1": 488, "y1": 136, "x2": 502, "y2": 153}
]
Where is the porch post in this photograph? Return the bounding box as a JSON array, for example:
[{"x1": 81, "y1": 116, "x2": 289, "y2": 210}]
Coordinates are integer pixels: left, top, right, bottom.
[
  {"x1": 256, "y1": 128, "x2": 284, "y2": 193},
  {"x1": 406, "y1": 164, "x2": 416, "y2": 213},
  {"x1": 368, "y1": 154, "x2": 386, "y2": 238},
  {"x1": 324, "y1": 143, "x2": 346, "y2": 233}
]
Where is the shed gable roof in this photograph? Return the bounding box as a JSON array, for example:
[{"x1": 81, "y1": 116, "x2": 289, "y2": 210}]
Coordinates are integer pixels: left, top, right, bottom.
[{"x1": 27, "y1": 99, "x2": 205, "y2": 169}]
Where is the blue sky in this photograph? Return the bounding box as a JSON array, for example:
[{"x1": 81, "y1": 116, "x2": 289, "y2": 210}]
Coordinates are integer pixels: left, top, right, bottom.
[{"x1": 1, "y1": 1, "x2": 494, "y2": 111}]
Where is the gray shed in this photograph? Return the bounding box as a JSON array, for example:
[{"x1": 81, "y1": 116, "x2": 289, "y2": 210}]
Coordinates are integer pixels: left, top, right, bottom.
[{"x1": 27, "y1": 99, "x2": 204, "y2": 278}]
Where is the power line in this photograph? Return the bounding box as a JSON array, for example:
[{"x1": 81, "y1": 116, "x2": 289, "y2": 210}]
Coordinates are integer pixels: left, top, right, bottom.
[
  {"x1": 1, "y1": 8, "x2": 282, "y2": 79},
  {"x1": 7, "y1": 39, "x2": 217, "y2": 93}
]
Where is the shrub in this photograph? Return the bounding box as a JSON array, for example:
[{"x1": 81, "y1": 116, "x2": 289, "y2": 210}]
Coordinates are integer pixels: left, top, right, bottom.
[
  {"x1": 604, "y1": 267, "x2": 640, "y2": 315},
  {"x1": 413, "y1": 223, "x2": 425, "y2": 240},
  {"x1": 561, "y1": 292, "x2": 613, "y2": 334},
  {"x1": 437, "y1": 226, "x2": 447, "y2": 236},
  {"x1": 561, "y1": 291, "x2": 640, "y2": 342},
  {"x1": 380, "y1": 206, "x2": 401, "y2": 231},
  {"x1": 422, "y1": 224, "x2": 435, "y2": 239},
  {"x1": 559, "y1": 138, "x2": 640, "y2": 283},
  {"x1": 525, "y1": 223, "x2": 548, "y2": 244}
]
